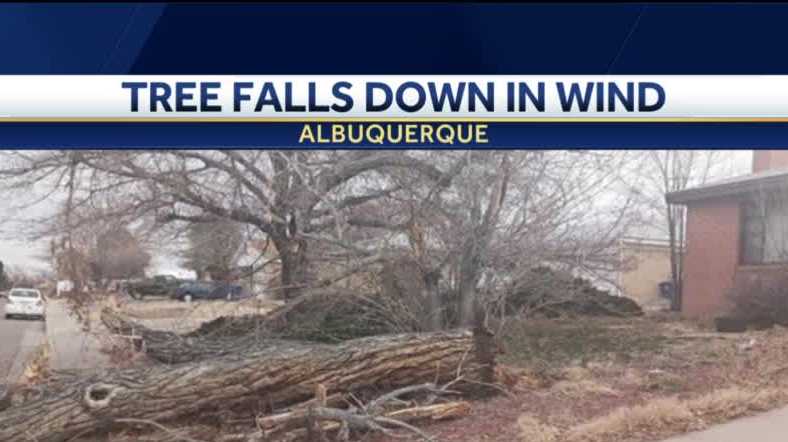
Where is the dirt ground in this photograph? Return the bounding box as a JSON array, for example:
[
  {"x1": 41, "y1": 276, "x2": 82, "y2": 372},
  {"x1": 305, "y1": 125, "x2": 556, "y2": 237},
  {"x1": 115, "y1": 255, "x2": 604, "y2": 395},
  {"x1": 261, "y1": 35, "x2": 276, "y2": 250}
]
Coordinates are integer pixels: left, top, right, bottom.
[{"x1": 368, "y1": 313, "x2": 788, "y2": 442}]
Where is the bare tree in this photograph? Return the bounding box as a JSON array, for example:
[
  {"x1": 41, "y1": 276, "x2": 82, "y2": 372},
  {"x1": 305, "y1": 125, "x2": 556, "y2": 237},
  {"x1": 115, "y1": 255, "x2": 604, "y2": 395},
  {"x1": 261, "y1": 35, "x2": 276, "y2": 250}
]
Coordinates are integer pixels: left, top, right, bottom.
[
  {"x1": 0, "y1": 150, "x2": 461, "y2": 300},
  {"x1": 90, "y1": 225, "x2": 151, "y2": 284},
  {"x1": 181, "y1": 217, "x2": 243, "y2": 280},
  {"x1": 631, "y1": 151, "x2": 742, "y2": 310},
  {"x1": 379, "y1": 150, "x2": 639, "y2": 328},
  {"x1": 0, "y1": 261, "x2": 11, "y2": 291},
  {"x1": 0, "y1": 149, "x2": 639, "y2": 327}
]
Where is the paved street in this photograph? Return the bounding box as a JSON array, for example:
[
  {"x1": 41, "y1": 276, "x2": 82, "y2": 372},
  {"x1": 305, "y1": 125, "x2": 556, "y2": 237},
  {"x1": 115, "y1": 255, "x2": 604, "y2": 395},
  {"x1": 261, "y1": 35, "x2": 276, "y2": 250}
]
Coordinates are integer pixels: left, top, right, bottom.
[
  {"x1": 0, "y1": 299, "x2": 46, "y2": 383},
  {"x1": 662, "y1": 406, "x2": 788, "y2": 441}
]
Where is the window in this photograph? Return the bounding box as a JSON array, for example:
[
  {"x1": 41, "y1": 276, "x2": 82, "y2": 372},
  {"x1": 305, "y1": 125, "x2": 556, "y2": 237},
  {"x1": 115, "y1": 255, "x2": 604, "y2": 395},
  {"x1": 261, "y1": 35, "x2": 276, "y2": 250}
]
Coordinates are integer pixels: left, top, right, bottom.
[
  {"x1": 741, "y1": 192, "x2": 788, "y2": 264},
  {"x1": 9, "y1": 289, "x2": 40, "y2": 298}
]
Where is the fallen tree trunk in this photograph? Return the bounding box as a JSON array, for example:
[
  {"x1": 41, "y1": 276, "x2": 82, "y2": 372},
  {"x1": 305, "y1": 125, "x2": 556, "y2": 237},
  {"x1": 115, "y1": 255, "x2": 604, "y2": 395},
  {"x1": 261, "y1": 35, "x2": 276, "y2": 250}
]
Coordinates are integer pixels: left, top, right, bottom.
[{"x1": 0, "y1": 328, "x2": 495, "y2": 442}]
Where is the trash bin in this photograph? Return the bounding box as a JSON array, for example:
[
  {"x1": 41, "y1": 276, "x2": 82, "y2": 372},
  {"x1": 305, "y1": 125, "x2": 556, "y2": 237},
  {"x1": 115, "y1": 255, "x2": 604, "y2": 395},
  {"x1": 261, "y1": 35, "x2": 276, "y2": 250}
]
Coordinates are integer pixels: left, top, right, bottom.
[{"x1": 658, "y1": 281, "x2": 675, "y2": 300}]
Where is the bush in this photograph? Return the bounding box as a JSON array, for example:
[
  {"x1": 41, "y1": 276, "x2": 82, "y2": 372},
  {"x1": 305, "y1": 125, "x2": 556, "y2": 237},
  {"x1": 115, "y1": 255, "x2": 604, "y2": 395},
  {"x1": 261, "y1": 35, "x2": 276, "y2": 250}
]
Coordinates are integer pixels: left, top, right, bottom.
[{"x1": 728, "y1": 272, "x2": 788, "y2": 328}]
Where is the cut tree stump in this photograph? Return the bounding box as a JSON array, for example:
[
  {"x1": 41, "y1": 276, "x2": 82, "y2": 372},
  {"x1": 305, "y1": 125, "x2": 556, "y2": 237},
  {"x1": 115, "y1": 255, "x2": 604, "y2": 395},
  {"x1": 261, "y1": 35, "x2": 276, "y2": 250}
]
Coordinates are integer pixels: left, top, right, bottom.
[{"x1": 0, "y1": 328, "x2": 495, "y2": 442}]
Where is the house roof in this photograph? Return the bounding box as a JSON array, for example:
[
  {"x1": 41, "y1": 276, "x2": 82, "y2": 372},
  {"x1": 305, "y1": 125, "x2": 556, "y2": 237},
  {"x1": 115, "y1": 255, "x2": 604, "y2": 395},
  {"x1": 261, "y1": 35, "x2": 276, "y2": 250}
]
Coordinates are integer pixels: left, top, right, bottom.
[{"x1": 666, "y1": 168, "x2": 788, "y2": 204}]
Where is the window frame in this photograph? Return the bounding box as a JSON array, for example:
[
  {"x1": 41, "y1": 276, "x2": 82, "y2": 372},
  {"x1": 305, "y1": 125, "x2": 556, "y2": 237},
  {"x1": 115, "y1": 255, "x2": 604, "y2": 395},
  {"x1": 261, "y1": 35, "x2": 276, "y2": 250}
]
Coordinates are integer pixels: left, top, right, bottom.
[{"x1": 739, "y1": 192, "x2": 788, "y2": 266}]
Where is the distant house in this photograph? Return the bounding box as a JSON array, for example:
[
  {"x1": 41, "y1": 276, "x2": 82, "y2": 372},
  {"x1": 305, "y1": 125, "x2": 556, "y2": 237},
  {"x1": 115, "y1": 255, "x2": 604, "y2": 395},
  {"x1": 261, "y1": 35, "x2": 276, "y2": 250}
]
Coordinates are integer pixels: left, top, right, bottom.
[
  {"x1": 617, "y1": 237, "x2": 673, "y2": 310},
  {"x1": 667, "y1": 150, "x2": 788, "y2": 318},
  {"x1": 55, "y1": 280, "x2": 74, "y2": 297}
]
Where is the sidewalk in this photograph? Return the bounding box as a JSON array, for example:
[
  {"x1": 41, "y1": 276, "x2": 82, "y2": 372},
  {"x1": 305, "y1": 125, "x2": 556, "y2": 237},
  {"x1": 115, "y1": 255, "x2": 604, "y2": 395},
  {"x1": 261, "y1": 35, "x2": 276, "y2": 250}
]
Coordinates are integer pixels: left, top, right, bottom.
[
  {"x1": 662, "y1": 406, "x2": 788, "y2": 442},
  {"x1": 45, "y1": 300, "x2": 109, "y2": 371},
  {"x1": 2, "y1": 320, "x2": 45, "y2": 384}
]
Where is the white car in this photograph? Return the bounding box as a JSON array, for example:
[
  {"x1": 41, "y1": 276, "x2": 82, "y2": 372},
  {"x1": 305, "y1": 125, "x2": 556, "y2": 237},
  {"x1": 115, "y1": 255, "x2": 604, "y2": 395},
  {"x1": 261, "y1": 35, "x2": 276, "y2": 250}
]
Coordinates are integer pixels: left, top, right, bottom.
[{"x1": 4, "y1": 288, "x2": 46, "y2": 321}]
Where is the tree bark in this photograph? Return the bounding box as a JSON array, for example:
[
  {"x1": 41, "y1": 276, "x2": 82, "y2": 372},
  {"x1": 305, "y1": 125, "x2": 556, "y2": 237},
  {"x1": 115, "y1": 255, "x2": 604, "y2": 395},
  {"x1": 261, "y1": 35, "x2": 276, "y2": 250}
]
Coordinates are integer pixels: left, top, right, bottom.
[
  {"x1": 272, "y1": 232, "x2": 312, "y2": 301},
  {"x1": 0, "y1": 329, "x2": 494, "y2": 442}
]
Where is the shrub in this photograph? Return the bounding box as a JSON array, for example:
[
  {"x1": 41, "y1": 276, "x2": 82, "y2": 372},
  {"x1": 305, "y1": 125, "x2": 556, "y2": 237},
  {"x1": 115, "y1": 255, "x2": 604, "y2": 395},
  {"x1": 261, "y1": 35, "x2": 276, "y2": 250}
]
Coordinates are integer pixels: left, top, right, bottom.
[{"x1": 727, "y1": 272, "x2": 788, "y2": 327}]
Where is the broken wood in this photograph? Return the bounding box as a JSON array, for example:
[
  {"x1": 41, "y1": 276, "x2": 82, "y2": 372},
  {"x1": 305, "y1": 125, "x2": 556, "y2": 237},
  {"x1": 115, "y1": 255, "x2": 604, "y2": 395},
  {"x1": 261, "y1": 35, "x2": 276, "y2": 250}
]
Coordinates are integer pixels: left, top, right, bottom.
[
  {"x1": 257, "y1": 401, "x2": 470, "y2": 433},
  {"x1": 251, "y1": 402, "x2": 470, "y2": 442},
  {"x1": 253, "y1": 379, "x2": 470, "y2": 441},
  {"x1": 0, "y1": 328, "x2": 494, "y2": 442}
]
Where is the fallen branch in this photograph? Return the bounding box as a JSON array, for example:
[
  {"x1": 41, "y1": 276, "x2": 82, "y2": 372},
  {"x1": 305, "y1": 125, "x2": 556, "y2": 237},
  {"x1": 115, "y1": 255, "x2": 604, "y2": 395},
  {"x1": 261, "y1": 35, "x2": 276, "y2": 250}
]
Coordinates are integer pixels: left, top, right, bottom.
[
  {"x1": 253, "y1": 401, "x2": 470, "y2": 441},
  {"x1": 253, "y1": 378, "x2": 469, "y2": 442}
]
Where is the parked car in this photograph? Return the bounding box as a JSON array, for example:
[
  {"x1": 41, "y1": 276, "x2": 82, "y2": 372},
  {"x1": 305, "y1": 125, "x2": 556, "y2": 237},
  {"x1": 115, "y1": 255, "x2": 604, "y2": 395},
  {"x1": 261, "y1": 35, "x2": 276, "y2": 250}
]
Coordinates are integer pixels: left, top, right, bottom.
[
  {"x1": 4, "y1": 288, "x2": 46, "y2": 320},
  {"x1": 125, "y1": 275, "x2": 182, "y2": 300},
  {"x1": 171, "y1": 281, "x2": 244, "y2": 302}
]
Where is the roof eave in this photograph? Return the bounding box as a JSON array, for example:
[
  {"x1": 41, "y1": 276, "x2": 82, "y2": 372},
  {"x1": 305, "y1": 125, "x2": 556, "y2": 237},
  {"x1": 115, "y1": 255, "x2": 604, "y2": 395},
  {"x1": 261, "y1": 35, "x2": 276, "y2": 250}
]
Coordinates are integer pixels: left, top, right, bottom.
[{"x1": 666, "y1": 175, "x2": 788, "y2": 205}]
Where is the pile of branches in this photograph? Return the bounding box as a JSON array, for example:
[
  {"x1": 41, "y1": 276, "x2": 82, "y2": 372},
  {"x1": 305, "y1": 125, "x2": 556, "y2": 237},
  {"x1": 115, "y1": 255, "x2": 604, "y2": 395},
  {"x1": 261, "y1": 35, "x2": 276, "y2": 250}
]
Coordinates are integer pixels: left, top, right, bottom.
[
  {"x1": 240, "y1": 381, "x2": 470, "y2": 442},
  {"x1": 103, "y1": 381, "x2": 473, "y2": 442},
  {"x1": 0, "y1": 295, "x2": 498, "y2": 442},
  {"x1": 506, "y1": 267, "x2": 643, "y2": 318}
]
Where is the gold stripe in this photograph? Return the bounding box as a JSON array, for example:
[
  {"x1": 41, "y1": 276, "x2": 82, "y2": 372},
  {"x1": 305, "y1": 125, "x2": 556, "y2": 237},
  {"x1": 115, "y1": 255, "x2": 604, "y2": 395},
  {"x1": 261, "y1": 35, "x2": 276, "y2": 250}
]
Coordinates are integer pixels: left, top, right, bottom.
[{"x1": 0, "y1": 117, "x2": 786, "y2": 123}]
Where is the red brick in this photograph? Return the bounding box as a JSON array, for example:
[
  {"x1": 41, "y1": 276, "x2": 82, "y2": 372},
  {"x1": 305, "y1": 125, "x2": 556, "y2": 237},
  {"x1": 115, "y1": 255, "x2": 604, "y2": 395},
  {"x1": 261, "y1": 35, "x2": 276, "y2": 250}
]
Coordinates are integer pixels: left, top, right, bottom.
[
  {"x1": 682, "y1": 198, "x2": 740, "y2": 318},
  {"x1": 753, "y1": 150, "x2": 788, "y2": 173}
]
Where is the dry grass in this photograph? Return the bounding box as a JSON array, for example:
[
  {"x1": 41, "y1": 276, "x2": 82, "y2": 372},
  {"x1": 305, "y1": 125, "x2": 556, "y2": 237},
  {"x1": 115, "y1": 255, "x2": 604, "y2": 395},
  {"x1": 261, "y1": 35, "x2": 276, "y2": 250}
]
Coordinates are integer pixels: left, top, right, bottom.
[
  {"x1": 549, "y1": 366, "x2": 620, "y2": 398},
  {"x1": 403, "y1": 316, "x2": 788, "y2": 442},
  {"x1": 551, "y1": 379, "x2": 620, "y2": 398},
  {"x1": 21, "y1": 344, "x2": 50, "y2": 384},
  {"x1": 563, "y1": 386, "x2": 788, "y2": 442},
  {"x1": 517, "y1": 415, "x2": 561, "y2": 442},
  {"x1": 687, "y1": 386, "x2": 787, "y2": 421},
  {"x1": 565, "y1": 397, "x2": 694, "y2": 442}
]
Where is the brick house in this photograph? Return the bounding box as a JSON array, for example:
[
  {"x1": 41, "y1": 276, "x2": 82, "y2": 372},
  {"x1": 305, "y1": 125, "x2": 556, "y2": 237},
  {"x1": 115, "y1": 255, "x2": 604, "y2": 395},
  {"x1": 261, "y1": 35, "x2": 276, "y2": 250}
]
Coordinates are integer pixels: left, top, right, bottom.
[{"x1": 666, "y1": 151, "x2": 788, "y2": 318}]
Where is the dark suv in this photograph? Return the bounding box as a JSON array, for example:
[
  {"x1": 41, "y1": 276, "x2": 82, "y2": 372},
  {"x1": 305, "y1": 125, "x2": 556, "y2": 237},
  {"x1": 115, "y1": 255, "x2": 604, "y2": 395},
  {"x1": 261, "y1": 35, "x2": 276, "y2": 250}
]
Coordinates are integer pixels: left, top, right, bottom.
[
  {"x1": 125, "y1": 275, "x2": 182, "y2": 299},
  {"x1": 171, "y1": 281, "x2": 243, "y2": 302}
]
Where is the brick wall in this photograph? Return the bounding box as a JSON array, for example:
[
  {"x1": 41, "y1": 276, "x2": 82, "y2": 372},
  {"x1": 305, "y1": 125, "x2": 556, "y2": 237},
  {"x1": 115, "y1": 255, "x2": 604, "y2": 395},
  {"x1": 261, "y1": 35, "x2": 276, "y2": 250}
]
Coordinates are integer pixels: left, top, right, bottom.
[
  {"x1": 682, "y1": 197, "x2": 741, "y2": 318},
  {"x1": 753, "y1": 150, "x2": 788, "y2": 173}
]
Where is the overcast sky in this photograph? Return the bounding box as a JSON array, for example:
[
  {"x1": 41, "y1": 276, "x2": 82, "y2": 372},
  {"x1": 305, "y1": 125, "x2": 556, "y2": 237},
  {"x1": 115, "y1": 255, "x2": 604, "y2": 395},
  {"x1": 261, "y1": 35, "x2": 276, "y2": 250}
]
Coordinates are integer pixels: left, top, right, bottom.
[{"x1": 0, "y1": 181, "x2": 192, "y2": 277}]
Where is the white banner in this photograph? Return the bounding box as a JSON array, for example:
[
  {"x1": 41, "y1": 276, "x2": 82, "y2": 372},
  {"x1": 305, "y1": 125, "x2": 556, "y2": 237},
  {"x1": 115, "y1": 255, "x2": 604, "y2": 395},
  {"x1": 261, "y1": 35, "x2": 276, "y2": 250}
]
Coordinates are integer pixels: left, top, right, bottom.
[{"x1": 0, "y1": 75, "x2": 785, "y2": 120}]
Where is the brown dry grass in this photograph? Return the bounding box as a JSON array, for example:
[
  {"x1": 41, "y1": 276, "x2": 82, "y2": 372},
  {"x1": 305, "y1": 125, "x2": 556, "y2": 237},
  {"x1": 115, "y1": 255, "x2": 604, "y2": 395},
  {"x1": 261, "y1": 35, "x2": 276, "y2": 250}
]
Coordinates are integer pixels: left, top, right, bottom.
[
  {"x1": 687, "y1": 386, "x2": 787, "y2": 421},
  {"x1": 551, "y1": 379, "x2": 620, "y2": 398},
  {"x1": 565, "y1": 396, "x2": 694, "y2": 441},
  {"x1": 518, "y1": 415, "x2": 561, "y2": 442},
  {"x1": 549, "y1": 367, "x2": 620, "y2": 398},
  {"x1": 413, "y1": 315, "x2": 788, "y2": 442},
  {"x1": 563, "y1": 386, "x2": 788, "y2": 442},
  {"x1": 21, "y1": 344, "x2": 50, "y2": 384}
]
